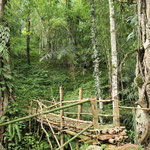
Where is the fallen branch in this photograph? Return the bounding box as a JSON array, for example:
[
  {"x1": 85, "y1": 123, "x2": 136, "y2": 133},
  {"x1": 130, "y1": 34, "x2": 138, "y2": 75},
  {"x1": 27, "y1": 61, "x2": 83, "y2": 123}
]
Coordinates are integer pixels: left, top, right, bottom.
[
  {"x1": 46, "y1": 117, "x2": 60, "y2": 147},
  {"x1": 38, "y1": 101, "x2": 53, "y2": 150}
]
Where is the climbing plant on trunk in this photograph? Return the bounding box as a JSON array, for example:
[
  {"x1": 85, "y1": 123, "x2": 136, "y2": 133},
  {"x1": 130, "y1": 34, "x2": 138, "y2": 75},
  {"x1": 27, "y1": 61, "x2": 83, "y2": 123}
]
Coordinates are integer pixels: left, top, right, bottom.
[
  {"x1": 0, "y1": 0, "x2": 13, "y2": 142},
  {"x1": 135, "y1": 0, "x2": 150, "y2": 144},
  {"x1": 90, "y1": 0, "x2": 103, "y2": 122}
]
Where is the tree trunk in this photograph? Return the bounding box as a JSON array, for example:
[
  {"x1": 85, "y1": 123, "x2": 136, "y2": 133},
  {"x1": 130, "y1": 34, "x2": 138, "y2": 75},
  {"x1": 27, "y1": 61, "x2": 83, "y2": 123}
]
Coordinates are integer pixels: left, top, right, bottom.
[
  {"x1": 108, "y1": 0, "x2": 120, "y2": 127},
  {"x1": 0, "y1": 0, "x2": 12, "y2": 143},
  {"x1": 135, "y1": 0, "x2": 150, "y2": 144},
  {"x1": 106, "y1": 48, "x2": 112, "y2": 97},
  {"x1": 0, "y1": 2, "x2": 5, "y2": 143},
  {"x1": 90, "y1": 0, "x2": 103, "y2": 123},
  {"x1": 0, "y1": 0, "x2": 5, "y2": 22},
  {"x1": 27, "y1": 13, "x2": 31, "y2": 65}
]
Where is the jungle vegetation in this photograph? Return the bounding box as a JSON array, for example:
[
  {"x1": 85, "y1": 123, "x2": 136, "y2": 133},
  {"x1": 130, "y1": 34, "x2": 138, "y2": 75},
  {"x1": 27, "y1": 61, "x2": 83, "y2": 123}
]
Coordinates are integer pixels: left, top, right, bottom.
[{"x1": 1, "y1": 0, "x2": 150, "y2": 149}]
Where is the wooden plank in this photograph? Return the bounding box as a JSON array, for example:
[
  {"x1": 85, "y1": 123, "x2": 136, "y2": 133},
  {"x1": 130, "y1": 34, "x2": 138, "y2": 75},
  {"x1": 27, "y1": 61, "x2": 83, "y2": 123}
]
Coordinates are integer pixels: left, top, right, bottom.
[{"x1": 97, "y1": 132, "x2": 126, "y2": 141}]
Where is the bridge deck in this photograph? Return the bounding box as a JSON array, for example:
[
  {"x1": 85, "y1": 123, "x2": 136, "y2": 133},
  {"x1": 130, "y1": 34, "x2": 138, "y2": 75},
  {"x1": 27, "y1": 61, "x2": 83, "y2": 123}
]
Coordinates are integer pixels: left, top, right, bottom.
[{"x1": 30, "y1": 108, "x2": 127, "y2": 144}]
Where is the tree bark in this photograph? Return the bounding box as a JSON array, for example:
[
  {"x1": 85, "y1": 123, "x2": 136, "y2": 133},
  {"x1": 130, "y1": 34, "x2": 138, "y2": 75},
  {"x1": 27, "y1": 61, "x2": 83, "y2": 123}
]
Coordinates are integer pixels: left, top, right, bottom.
[
  {"x1": 27, "y1": 13, "x2": 31, "y2": 65},
  {"x1": 90, "y1": 0, "x2": 103, "y2": 123},
  {"x1": 135, "y1": 0, "x2": 150, "y2": 144},
  {"x1": 108, "y1": 0, "x2": 120, "y2": 127},
  {"x1": 0, "y1": 0, "x2": 12, "y2": 144},
  {"x1": 0, "y1": 0, "x2": 4, "y2": 21}
]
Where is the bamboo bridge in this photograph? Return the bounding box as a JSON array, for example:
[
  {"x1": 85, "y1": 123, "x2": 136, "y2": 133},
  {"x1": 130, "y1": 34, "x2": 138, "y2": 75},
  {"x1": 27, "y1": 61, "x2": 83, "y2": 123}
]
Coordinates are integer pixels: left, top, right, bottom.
[
  {"x1": 1, "y1": 87, "x2": 145, "y2": 149},
  {"x1": 27, "y1": 87, "x2": 128, "y2": 149}
]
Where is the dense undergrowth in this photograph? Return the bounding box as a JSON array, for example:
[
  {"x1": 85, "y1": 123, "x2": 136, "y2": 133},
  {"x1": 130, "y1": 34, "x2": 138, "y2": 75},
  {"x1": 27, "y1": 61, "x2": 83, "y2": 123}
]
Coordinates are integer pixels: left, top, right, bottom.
[{"x1": 1, "y1": 52, "x2": 137, "y2": 149}]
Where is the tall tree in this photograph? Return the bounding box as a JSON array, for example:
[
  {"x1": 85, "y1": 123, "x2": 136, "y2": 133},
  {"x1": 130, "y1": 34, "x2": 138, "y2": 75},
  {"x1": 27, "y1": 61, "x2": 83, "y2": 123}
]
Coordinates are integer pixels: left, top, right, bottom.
[
  {"x1": 108, "y1": 0, "x2": 120, "y2": 126},
  {"x1": 135, "y1": 0, "x2": 150, "y2": 144},
  {"x1": 90, "y1": 0, "x2": 103, "y2": 123}
]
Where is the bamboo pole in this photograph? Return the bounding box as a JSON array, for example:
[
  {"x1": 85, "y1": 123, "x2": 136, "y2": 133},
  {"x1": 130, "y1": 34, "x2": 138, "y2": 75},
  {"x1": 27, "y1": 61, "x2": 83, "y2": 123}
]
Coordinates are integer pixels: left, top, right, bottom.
[
  {"x1": 29, "y1": 99, "x2": 33, "y2": 132},
  {"x1": 119, "y1": 106, "x2": 150, "y2": 111},
  {"x1": 77, "y1": 88, "x2": 83, "y2": 149},
  {"x1": 56, "y1": 124, "x2": 92, "y2": 150},
  {"x1": 78, "y1": 88, "x2": 83, "y2": 120},
  {"x1": 0, "y1": 99, "x2": 91, "y2": 127},
  {"x1": 60, "y1": 87, "x2": 64, "y2": 150},
  {"x1": 63, "y1": 112, "x2": 113, "y2": 117},
  {"x1": 46, "y1": 118, "x2": 60, "y2": 147},
  {"x1": 90, "y1": 99, "x2": 99, "y2": 130},
  {"x1": 35, "y1": 99, "x2": 113, "y2": 109},
  {"x1": 113, "y1": 99, "x2": 120, "y2": 127}
]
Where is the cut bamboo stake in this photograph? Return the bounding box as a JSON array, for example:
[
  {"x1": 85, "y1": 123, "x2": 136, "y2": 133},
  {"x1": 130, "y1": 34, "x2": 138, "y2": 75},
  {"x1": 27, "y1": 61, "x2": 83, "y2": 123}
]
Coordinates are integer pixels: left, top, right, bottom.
[
  {"x1": 77, "y1": 88, "x2": 83, "y2": 149},
  {"x1": 29, "y1": 99, "x2": 33, "y2": 132},
  {"x1": 0, "y1": 99, "x2": 91, "y2": 127},
  {"x1": 56, "y1": 124, "x2": 92, "y2": 150},
  {"x1": 108, "y1": 138, "x2": 116, "y2": 144},
  {"x1": 78, "y1": 88, "x2": 83, "y2": 120},
  {"x1": 90, "y1": 99, "x2": 99, "y2": 130},
  {"x1": 60, "y1": 86, "x2": 64, "y2": 150}
]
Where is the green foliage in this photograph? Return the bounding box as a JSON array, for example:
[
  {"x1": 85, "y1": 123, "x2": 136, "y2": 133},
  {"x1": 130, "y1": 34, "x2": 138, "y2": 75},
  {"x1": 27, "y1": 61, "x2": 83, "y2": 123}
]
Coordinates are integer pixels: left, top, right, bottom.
[
  {"x1": 1, "y1": 0, "x2": 140, "y2": 149},
  {"x1": 135, "y1": 75, "x2": 143, "y2": 88},
  {"x1": 79, "y1": 143, "x2": 89, "y2": 150}
]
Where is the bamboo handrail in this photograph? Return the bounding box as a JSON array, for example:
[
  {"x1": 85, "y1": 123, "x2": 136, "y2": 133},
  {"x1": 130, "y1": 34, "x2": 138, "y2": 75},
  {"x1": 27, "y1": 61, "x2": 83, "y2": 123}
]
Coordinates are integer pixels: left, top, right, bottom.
[
  {"x1": 64, "y1": 112, "x2": 113, "y2": 117},
  {"x1": 0, "y1": 99, "x2": 92, "y2": 127},
  {"x1": 119, "y1": 106, "x2": 150, "y2": 111},
  {"x1": 33, "y1": 99, "x2": 113, "y2": 106},
  {"x1": 44, "y1": 113, "x2": 93, "y2": 124}
]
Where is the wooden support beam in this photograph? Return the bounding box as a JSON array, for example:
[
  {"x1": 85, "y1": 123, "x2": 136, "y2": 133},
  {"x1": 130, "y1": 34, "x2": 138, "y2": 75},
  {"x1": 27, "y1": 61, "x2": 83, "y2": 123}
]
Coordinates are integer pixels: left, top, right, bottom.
[
  {"x1": 90, "y1": 99, "x2": 99, "y2": 130},
  {"x1": 113, "y1": 99, "x2": 120, "y2": 127},
  {"x1": 60, "y1": 86, "x2": 64, "y2": 150}
]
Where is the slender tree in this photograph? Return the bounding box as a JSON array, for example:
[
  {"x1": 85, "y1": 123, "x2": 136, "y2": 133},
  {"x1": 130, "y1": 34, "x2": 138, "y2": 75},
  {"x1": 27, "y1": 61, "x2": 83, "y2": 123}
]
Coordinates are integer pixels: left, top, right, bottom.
[
  {"x1": 135, "y1": 0, "x2": 150, "y2": 144},
  {"x1": 108, "y1": 0, "x2": 120, "y2": 126},
  {"x1": 26, "y1": 12, "x2": 31, "y2": 65},
  {"x1": 90, "y1": 0, "x2": 103, "y2": 123}
]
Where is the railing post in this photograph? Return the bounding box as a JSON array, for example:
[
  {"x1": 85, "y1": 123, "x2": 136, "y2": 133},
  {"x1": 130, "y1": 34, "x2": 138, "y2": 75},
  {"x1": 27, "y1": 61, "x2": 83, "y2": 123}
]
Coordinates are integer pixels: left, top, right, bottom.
[
  {"x1": 90, "y1": 98, "x2": 99, "y2": 130},
  {"x1": 60, "y1": 86, "x2": 64, "y2": 150},
  {"x1": 113, "y1": 99, "x2": 120, "y2": 127},
  {"x1": 78, "y1": 88, "x2": 83, "y2": 120},
  {"x1": 76, "y1": 88, "x2": 83, "y2": 149}
]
